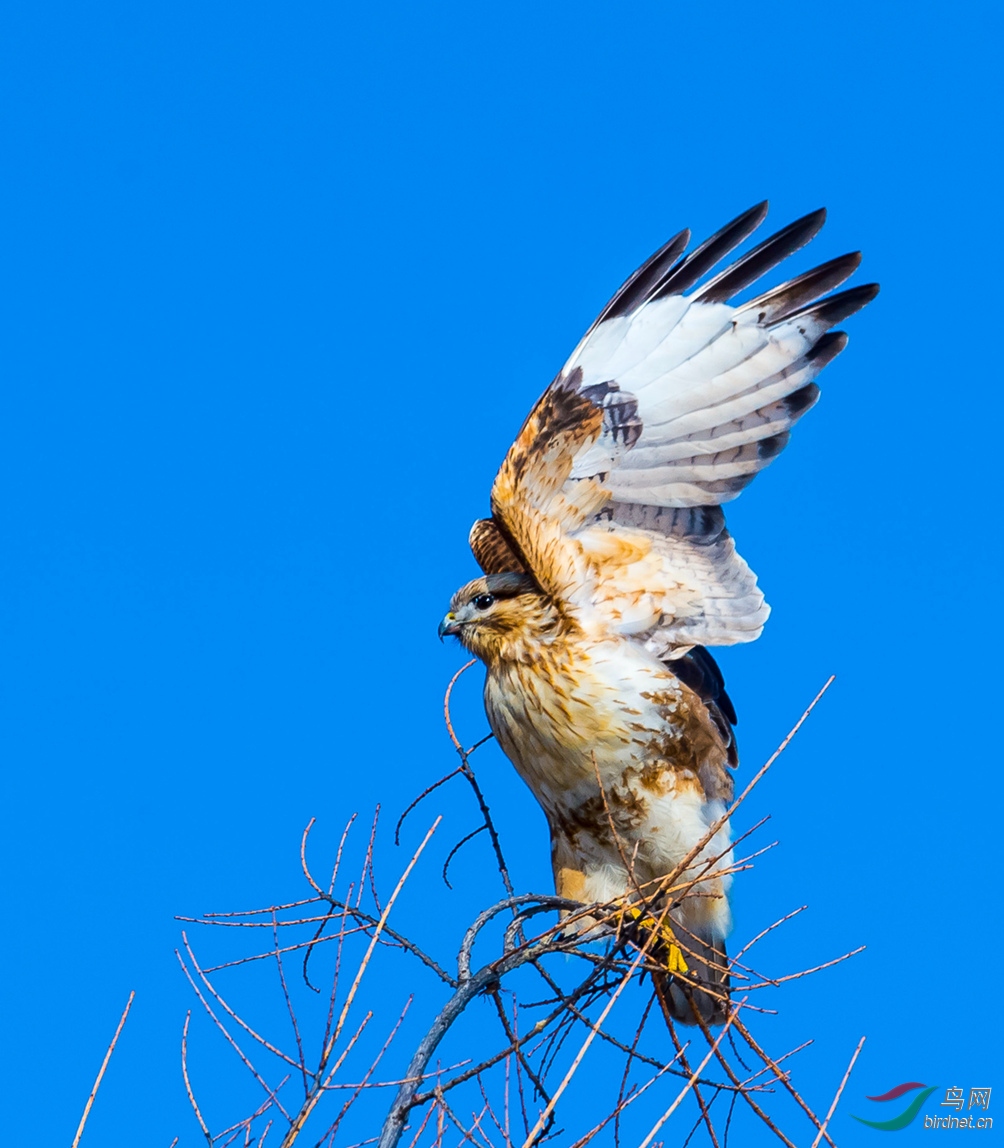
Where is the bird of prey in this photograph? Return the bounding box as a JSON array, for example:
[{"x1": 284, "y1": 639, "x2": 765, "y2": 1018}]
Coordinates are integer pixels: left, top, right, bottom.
[{"x1": 438, "y1": 203, "x2": 877, "y2": 1024}]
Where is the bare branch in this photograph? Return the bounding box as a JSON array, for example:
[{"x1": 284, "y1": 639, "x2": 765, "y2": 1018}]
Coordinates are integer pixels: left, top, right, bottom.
[
  {"x1": 327, "y1": 817, "x2": 440, "y2": 1059},
  {"x1": 519, "y1": 927, "x2": 673, "y2": 1146},
  {"x1": 181, "y1": 1011, "x2": 213, "y2": 1146},
  {"x1": 810, "y1": 1037, "x2": 866, "y2": 1148},
  {"x1": 179, "y1": 933, "x2": 302, "y2": 1073},
  {"x1": 175, "y1": 673, "x2": 865, "y2": 1148},
  {"x1": 71, "y1": 991, "x2": 135, "y2": 1148},
  {"x1": 442, "y1": 824, "x2": 487, "y2": 889},
  {"x1": 637, "y1": 1000, "x2": 745, "y2": 1148},
  {"x1": 443, "y1": 660, "x2": 477, "y2": 752},
  {"x1": 733, "y1": 1019, "x2": 836, "y2": 1148},
  {"x1": 176, "y1": 945, "x2": 293, "y2": 1121},
  {"x1": 395, "y1": 768, "x2": 463, "y2": 845}
]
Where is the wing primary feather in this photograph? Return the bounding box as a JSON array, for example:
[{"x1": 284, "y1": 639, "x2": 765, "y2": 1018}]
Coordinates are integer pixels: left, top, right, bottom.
[
  {"x1": 781, "y1": 381, "x2": 820, "y2": 419},
  {"x1": 649, "y1": 201, "x2": 769, "y2": 301},
  {"x1": 757, "y1": 431, "x2": 790, "y2": 460},
  {"x1": 591, "y1": 228, "x2": 691, "y2": 327},
  {"x1": 805, "y1": 329, "x2": 849, "y2": 365},
  {"x1": 693, "y1": 208, "x2": 827, "y2": 304},
  {"x1": 690, "y1": 645, "x2": 737, "y2": 726},
  {"x1": 770, "y1": 282, "x2": 880, "y2": 329},
  {"x1": 740, "y1": 252, "x2": 863, "y2": 322},
  {"x1": 483, "y1": 208, "x2": 876, "y2": 655}
]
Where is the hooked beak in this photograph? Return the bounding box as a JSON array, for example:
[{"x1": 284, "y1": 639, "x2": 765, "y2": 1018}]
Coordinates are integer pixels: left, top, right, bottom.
[{"x1": 438, "y1": 612, "x2": 461, "y2": 641}]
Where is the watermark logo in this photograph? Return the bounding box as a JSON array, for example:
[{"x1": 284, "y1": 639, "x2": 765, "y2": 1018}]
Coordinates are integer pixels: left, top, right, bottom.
[
  {"x1": 853, "y1": 1084, "x2": 993, "y2": 1131},
  {"x1": 924, "y1": 1087, "x2": 993, "y2": 1131},
  {"x1": 852, "y1": 1082, "x2": 938, "y2": 1131}
]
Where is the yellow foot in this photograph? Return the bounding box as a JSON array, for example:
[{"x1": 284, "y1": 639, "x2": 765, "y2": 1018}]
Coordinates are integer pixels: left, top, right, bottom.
[{"x1": 622, "y1": 906, "x2": 689, "y2": 974}]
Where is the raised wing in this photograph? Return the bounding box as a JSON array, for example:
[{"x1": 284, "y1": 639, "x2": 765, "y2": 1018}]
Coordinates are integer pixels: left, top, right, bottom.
[{"x1": 475, "y1": 203, "x2": 878, "y2": 652}]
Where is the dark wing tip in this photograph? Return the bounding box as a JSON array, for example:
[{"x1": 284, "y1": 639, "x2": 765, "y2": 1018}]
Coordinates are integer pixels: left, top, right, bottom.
[
  {"x1": 649, "y1": 201, "x2": 770, "y2": 302},
  {"x1": 592, "y1": 227, "x2": 692, "y2": 327},
  {"x1": 742, "y1": 251, "x2": 863, "y2": 325},
  {"x1": 695, "y1": 206, "x2": 828, "y2": 305},
  {"x1": 805, "y1": 329, "x2": 849, "y2": 364},
  {"x1": 783, "y1": 381, "x2": 821, "y2": 418},
  {"x1": 589, "y1": 201, "x2": 778, "y2": 330},
  {"x1": 771, "y1": 282, "x2": 880, "y2": 330},
  {"x1": 757, "y1": 431, "x2": 790, "y2": 461}
]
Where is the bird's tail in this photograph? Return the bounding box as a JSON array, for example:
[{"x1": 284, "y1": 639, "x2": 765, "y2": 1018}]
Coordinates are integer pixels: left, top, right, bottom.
[{"x1": 648, "y1": 924, "x2": 731, "y2": 1027}]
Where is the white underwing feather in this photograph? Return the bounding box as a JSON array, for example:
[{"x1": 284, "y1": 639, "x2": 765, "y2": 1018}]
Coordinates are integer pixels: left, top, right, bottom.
[{"x1": 486, "y1": 205, "x2": 876, "y2": 650}]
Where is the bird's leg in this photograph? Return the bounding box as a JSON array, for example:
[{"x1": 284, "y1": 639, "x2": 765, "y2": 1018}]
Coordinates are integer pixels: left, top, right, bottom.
[{"x1": 620, "y1": 904, "x2": 689, "y2": 974}]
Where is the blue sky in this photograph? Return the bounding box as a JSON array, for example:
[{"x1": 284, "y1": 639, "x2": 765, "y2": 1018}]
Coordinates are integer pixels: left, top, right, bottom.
[{"x1": 1, "y1": 2, "x2": 1001, "y2": 1144}]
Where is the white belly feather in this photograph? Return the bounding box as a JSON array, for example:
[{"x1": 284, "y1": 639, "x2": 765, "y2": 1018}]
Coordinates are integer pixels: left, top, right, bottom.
[{"x1": 484, "y1": 635, "x2": 733, "y2": 941}]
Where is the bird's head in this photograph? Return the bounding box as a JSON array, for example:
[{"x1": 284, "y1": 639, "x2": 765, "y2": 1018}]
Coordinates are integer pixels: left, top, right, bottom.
[{"x1": 438, "y1": 572, "x2": 556, "y2": 664}]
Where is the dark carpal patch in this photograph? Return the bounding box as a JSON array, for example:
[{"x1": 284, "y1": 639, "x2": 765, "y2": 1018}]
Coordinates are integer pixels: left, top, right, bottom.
[
  {"x1": 579, "y1": 380, "x2": 644, "y2": 449},
  {"x1": 507, "y1": 367, "x2": 600, "y2": 485},
  {"x1": 540, "y1": 368, "x2": 591, "y2": 438}
]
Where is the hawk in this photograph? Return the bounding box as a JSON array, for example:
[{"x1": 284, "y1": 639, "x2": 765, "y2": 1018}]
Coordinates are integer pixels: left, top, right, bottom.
[{"x1": 438, "y1": 203, "x2": 877, "y2": 1024}]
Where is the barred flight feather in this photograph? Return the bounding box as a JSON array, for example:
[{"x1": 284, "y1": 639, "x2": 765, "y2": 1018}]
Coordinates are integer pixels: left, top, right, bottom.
[{"x1": 477, "y1": 202, "x2": 877, "y2": 648}]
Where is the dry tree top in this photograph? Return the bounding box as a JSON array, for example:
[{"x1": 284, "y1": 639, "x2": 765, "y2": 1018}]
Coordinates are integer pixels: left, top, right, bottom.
[{"x1": 72, "y1": 667, "x2": 865, "y2": 1148}]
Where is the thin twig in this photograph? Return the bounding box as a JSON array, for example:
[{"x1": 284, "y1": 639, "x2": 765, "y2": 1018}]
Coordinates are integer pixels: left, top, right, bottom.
[
  {"x1": 395, "y1": 768, "x2": 463, "y2": 845},
  {"x1": 71, "y1": 991, "x2": 135, "y2": 1148},
  {"x1": 272, "y1": 910, "x2": 308, "y2": 1096},
  {"x1": 637, "y1": 1000, "x2": 744, "y2": 1148},
  {"x1": 686, "y1": 1002, "x2": 798, "y2": 1148},
  {"x1": 733, "y1": 1019, "x2": 835, "y2": 1147},
  {"x1": 810, "y1": 1037, "x2": 865, "y2": 1148},
  {"x1": 443, "y1": 660, "x2": 477, "y2": 752},
  {"x1": 180, "y1": 933, "x2": 302, "y2": 1075},
  {"x1": 568, "y1": 1056, "x2": 679, "y2": 1148},
  {"x1": 442, "y1": 660, "x2": 516, "y2": 900},
  {"x1": 317, "y1": 999, "x2": 415, "y2": 1146},
  {"x1": 731, "y1": 907, "x2": 808, "y2": 963},
  {"x1": 181, "y1": 1011, "x2": 213, "y2": 1146},
  {"x1": 519, "y1": 927, "x2": 670, "y2": 1146},
  {"x1": 362, "y1": 806, "x2": 383, "y2": 915},
  {"x1": 744, "y1": 946, "x2": 866, "y2": 989},
  {"x1": 327, "y1": 818, "x2": 440, "y2": 1058},
  {"x1": 443, "y1": 825, "x2": 488, "y2": 889},
  {"x1": 665, "y1": 1017, "x2": 721, "y2": 1148},
  {"x1": 177, "y1": 944, "x2": 293, "y2": 1121}
]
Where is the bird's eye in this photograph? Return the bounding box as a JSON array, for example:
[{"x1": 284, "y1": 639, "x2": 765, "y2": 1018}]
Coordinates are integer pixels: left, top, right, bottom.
[{"x1": 472, "y1": 593, "x2": 496, "y2": 610}]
